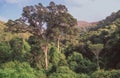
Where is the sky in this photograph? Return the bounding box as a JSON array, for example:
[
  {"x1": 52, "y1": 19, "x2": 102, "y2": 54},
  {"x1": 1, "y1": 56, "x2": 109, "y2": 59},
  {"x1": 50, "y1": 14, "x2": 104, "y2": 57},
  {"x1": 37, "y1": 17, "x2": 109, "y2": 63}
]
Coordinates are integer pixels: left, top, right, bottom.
[{"x1": 0, "y1": 0, "x2": 120, "y2": 22}]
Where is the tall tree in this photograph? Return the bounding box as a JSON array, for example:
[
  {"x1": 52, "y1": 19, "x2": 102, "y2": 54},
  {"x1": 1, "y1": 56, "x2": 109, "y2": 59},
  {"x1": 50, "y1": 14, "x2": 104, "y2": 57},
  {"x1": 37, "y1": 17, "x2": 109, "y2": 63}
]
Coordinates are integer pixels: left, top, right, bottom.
[
  {"x1": 46, "y1": 2, "x2": 78, "y2": 52},
  {"x1": 6, "y1": 3, "x2": 49, "y2": 69},
  {"x1": 89, "y1": 43, "x2": 103, "y2": 70},
  {"x1": 6, "y1": 1, "x2": 78, "y2": 70}
]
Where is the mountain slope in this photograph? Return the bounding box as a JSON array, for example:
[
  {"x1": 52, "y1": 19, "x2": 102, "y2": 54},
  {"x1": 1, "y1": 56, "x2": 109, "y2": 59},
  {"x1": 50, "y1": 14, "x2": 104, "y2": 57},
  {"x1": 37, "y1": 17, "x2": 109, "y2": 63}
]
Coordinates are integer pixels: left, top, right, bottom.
[
  {"x1": 94, "y1": 10, "x2": 120, "y2": 30},
  {"x1": 77, "y1": 21, "x2": 98, "y2": 28},
  {"x1": 84, "y1": 10, "x2": 120, "y2": 68},
  {"x1": 0, "y1": 20, "x2": 30, "y2": 41}
]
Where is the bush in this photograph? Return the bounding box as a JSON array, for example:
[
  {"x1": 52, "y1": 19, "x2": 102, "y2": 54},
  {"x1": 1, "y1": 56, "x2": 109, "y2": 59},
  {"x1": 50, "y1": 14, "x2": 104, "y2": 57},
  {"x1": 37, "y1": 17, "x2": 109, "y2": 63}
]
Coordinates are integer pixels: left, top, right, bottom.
[
  {"x1": 91, "y1": 70, "x2": 111, "y2": 78},
  {"x1": 0, "y1": 61, "x2": 37, "y2": 78},
  {"x1": 9, "y1": 38, "x2": 31, "y2": 61},
  {"x1": 36, "y1": 69, "x2": 47, "y2": 78},
  {"x1": 110, "y1": 70, "x2": 120, "y2": 78},
  {"x1": 49, "y1": 66, "x2": 77, "y2": 78},
  {"x1": 67, "y1": 52, "x2": 96, "y2": 73},
  {"x1": 0, "y1": 41, "x2": 12, "y2": 63},
  {"x1": 49, "y1": 46, "x2": 67, "y2": 66},
  {"x1": 91, "y1": 70, "x2": 120, "y2": 78},
  {"x1": 77, "y1": 73, "x2": 90, "y2": 78}
]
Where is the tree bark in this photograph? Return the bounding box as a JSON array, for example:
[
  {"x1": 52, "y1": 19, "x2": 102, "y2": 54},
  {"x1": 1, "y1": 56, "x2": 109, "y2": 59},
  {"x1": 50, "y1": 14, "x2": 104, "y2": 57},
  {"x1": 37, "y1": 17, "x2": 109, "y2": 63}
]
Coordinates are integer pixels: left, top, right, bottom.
[
  {"x1": 57, "y1": 36, "x2": 60, "y2": 52},
  {"x1": 41, "y1": 41, "x2": 48, "y2": 70},
  {"x1": 96, "y1": 55, "x2": 100, "y2": 70},
  {"x1": 44, "y1": 44, "x2": 48, "y2": 70}
]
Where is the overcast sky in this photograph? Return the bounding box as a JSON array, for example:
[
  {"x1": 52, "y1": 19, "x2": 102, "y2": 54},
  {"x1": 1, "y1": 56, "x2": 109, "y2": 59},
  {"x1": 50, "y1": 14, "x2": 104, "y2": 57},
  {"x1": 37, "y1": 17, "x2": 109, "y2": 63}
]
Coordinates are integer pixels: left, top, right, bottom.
[{"x1": 0, "y1": 0, "x2": 120, "y2": 22}]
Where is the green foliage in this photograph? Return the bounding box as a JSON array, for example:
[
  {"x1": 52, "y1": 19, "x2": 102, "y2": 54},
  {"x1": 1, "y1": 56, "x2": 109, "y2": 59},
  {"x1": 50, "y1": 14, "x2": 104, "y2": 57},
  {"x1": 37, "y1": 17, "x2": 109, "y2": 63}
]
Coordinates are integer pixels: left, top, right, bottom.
[
  {"x1": 67, "y1": 52, "x2": 96, "y2": 73},
  {"x1": 1, "y1": 1, "x2": 120, "y2": 78},
  {"x1": 49, "y1": 66, "x2": 77, "y2": 78},
  {"x1": 10, "y1": 37, "x2": 31, "y2": 54},
  {"x1": 49, "y1": 46, "x2": 66, "y2": 66},
  {"x1": 48, "y1": 46, "x2": 67, "y2": 74},
  {"x1": 22, "y1": 39, "x2": 31, "y2": 54},
  {"x1": 88, "y1": 43, "x2": 103, "y2": 53},
  {"x1": 28, "y1": 36, "x2": 42, "y2": 54},
  {"x1": 35, "y1": 69, "x2": 47, "y2": 78},
  {"x1": 49, "y1": 47, "x2": 61, "y2": 66},
  {"x1": 88, "y1": 43, "x2": 103, "y2": 70},
  {"x1": 9, "y1": 37, "x2": 31, "y2": 61},
  {"x1": 0, "y1": 41, "x2": 11, "y2": 53},
  {"x1": 91, "y1": 70, "x2": 120, "y2": 78},
  {"x1": 77, "y1": 74, "x2": 90, "y2": 78},
  {"x1": 68, "y1": 52, "x2": 83, "y2": 61},
  {"x1": 101, "y1": 20, "x2": 120, "y2": 68},
  {"x1": 110, "y1": 70, "x2": 120, "y2": 78},
  {"x1": 91, "y1": 70, "x2": 111, "y2": 78},
  {"x1": 0, "y1": 61, "x2": 37, "y2": 78},
  {"x1": 0, "y1": 41, "x2": 12, "y2": 63},
  {"x1": 27, "y1": 36, "x2": 45, "y2": 69}
]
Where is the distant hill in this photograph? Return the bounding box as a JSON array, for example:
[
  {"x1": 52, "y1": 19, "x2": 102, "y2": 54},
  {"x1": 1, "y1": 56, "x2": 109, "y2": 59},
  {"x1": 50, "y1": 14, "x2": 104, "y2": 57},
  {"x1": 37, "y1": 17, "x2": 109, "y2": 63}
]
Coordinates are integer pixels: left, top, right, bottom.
[{"x1": 77, "y1": 21, "x2": 98, "y2": 28}]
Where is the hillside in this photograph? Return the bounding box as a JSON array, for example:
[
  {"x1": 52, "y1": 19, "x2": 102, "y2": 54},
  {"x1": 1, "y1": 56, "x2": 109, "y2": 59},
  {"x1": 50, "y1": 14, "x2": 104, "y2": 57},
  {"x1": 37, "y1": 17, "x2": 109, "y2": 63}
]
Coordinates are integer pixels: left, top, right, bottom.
[
  {"x1": 0, "y1": 20, "x2": 6, "y2": 34},
  {"x1": 0, "y1": 20, "x2": 6, "y2": 28},
  {"x1": 0, "y1": 20, "x2": 5, "y2": 25},
  {"x1": 0, "y1": 20, "x2": 30, "y2": 41},
  {"x1": 77, "y1": 21, "x2": 98, "y2": 28},
  {"x1": 84, "y1": 10, "x2": 120, "y2": 68},
  {"x1": 92, "y1": 10, "x2": 120, "y2": 30}
]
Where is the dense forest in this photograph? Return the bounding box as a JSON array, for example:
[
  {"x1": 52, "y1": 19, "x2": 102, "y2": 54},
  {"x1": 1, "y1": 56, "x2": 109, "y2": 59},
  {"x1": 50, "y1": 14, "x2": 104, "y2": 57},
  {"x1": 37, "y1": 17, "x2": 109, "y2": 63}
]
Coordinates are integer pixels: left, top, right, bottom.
[{"x1": 0, "y1": 1, "x2": 120, "y2": 78}]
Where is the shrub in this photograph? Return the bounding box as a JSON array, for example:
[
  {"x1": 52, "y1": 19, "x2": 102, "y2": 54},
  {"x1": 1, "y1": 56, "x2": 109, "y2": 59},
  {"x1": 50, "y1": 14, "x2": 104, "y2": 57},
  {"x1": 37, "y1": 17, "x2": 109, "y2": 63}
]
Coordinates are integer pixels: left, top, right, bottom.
[
  {"x1": 77, "y1": 73, "x2": 90, "y2": 78},
  {"x1": 67, "y1": 52, "x2": 96, "y2": 73},
  {"x1": 110, "y1": 70, "x2": 120, "y2": 78},
  {"x1": 0, "y1": 61, "x2": 37, "y2": 78},
  {"x1": 91, "y1": 70, "x2": 120, "y2": 78},
  {"x1": 49, "y1": 66, "x2": 77, "y2": 78},
  {"x1": 49, "y1": 46, "x2": 67, "y2": 66},
  {"x1": 91, "y1": 70, "x2": 111, "y2": 78},
  {"x1": 0, "y1": 41, "x2": 12, "y2": 63}
]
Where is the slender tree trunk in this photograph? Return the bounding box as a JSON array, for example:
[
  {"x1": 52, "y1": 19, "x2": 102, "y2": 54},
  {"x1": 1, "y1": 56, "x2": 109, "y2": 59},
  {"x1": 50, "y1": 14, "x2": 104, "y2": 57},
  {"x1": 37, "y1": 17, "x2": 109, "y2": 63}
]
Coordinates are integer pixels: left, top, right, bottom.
[
  {"x1": 44, "y1": 44, "x2": 48, "y2": 70},
  {"x1": 96, "y1": 55, "x2": 100, "y2": 70},
  {"x1": 41, "y1": 40, "x2": 48, "y2": 70},
  {"x1": 57, "y1": 36, "x2": 60, "y2": 52}
]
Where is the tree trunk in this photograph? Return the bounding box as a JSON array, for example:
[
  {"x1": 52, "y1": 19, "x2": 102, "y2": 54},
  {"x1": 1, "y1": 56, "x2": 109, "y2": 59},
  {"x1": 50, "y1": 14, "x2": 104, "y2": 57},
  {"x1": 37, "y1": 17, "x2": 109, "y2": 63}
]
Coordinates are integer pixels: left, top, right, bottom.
[
  {"x1": 96, "y1": 55, "x2": 100, "y2": 70},
  {"x1": 41, "y1": 43, "x2": 48, "y2": 70},
  {"x1": 44, "y1": 44, "x2": 48, "y2": 70},
  {"x1": 57, "y1": 36, "x2": 60, "y2": 52}
]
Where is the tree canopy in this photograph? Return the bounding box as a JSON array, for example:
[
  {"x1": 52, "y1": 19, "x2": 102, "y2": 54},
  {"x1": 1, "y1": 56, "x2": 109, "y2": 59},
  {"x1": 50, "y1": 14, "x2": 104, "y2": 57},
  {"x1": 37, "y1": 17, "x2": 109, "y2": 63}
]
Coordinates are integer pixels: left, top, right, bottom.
[{"x1": 0, "y1": 1, "x2": 120, "y2": 78}]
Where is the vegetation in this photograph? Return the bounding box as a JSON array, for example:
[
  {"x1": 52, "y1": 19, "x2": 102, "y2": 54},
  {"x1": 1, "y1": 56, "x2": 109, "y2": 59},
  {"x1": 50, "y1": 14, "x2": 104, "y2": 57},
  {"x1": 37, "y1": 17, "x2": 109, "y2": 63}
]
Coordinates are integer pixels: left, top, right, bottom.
[{"x1": 0, "y1": 1, "x2": 120, "y2": 78}]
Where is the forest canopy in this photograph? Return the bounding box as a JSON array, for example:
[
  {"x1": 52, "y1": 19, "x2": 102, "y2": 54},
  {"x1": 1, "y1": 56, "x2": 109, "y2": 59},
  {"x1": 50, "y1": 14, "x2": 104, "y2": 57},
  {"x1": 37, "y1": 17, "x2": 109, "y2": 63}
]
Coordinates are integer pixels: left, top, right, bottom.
[{"x1": 0, "y1": 1, "x2": 120, "y2": 78}]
